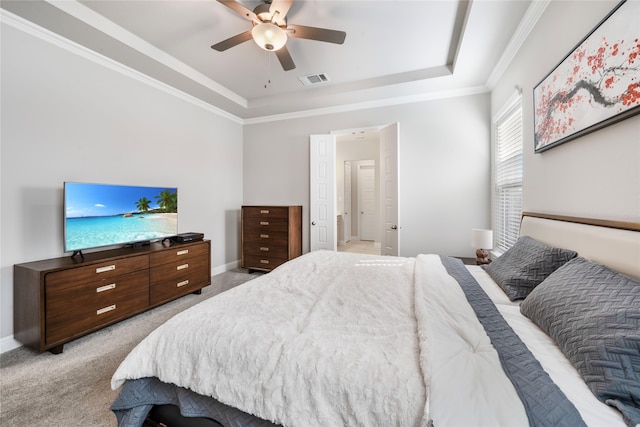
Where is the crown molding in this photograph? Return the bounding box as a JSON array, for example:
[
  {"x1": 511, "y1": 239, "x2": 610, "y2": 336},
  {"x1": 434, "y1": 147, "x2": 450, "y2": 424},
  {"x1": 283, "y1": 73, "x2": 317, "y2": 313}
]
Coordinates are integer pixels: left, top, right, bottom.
[
  {"x1": 486, "y1": 0, "x2": 551, "y2": 89},
  {"x1": 244, "y1": 85, "x2": 490, "y2": 125}
]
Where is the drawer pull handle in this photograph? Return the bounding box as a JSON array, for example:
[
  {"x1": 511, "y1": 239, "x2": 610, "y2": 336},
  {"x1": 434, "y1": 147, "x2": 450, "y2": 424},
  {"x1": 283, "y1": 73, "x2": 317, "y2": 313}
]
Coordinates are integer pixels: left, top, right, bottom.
[
  {"x1": 260, "y1": 221, "x2": 269, "y2": 225},
  {"x1": 96, "y1": 265, "x2": 116, "y2": 274},
  {"x1": 260, "y1": 247, "x2": 269, "y2": 251},
  {"x1": 97, "y1": 304, "x2": 116, "y2": 315},
  {"x1": 177, "y1": 280, "x2": 189, "y2": 287},
  {"x1": 96, "y1": 283, "x2": 116, "y2": 293},
  {"x1": 260, "y1": 259, "x2": 270, "y2": 264},
  {"x1": 177, "y1": 263, "x2": 189, "y2": 270},
  {"x1": 177, "y1": 249, "x2": 189, "y2": 255},
  {"x1": 260, "y1": 209, "x2": 270, "y2": 214},
  {"x1": 260, "y1": 234, "x2": 269, "y2": 238}
]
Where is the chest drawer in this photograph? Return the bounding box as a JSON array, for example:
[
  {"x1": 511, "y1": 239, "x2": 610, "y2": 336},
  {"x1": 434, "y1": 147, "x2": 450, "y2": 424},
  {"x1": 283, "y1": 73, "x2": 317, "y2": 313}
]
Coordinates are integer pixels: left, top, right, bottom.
[
  {"x1": 242, "y1": 236, "x2": 289, "y2": 257},
  {"x1": 242, "y1": 218, "x2": 289, "y2": 234},
  {"x1": 243, "y1": 255, "x2": 288, "y2": 271},
  {"x1": 46, "y1": 255, "x2": 149, "y2": 288},
  {"x1": 45, "y1": 269, "x2": 149, "y2": 345},
  {"x1": 242, "y1": 206, "x2": 290, "y2": 219},
  {"x1": 149, "y1": 242, "x2": 209, "y2": 267}
]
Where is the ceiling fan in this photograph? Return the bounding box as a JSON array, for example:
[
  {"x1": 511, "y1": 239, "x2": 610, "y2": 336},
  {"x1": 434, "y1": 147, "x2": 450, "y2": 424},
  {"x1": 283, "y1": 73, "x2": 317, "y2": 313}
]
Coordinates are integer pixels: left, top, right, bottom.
[{"x1": 211, "y1": 0, "x2": 346, "y2": 71}]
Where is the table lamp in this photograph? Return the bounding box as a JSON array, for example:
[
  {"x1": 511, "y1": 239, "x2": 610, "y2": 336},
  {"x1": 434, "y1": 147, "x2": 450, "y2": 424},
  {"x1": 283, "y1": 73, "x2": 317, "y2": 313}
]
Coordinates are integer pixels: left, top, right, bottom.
[{"x1": 471, "y1": 229, "x2": 493, "y2": 265}]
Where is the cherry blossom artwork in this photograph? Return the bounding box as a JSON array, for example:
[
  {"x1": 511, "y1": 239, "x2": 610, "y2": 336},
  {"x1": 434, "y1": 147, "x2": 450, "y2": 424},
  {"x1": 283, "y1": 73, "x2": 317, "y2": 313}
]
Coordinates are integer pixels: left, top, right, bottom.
[{"x1": 533, "y1": 0, "x2": 640, "y2": 153}]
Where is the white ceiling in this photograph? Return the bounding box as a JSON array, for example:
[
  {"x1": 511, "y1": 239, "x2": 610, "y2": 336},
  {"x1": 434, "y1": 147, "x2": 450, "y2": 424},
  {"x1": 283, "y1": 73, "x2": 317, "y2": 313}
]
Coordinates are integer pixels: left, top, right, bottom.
[{"x1": 1, "y1": 0, "x2": 535, "y2": 121}]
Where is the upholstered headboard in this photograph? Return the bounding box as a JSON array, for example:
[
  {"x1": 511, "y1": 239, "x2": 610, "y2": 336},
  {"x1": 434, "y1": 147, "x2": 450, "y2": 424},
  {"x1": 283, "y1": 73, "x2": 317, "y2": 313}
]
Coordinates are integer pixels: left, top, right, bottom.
[{"x1": 519, "y1": 212, "x2": 640, "y2": 280}]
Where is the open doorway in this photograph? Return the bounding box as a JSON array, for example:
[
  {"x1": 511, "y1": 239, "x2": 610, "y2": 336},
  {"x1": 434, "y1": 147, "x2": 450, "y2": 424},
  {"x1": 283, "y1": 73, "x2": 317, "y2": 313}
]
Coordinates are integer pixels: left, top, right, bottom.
[
  {"x1": 336, "y1": 134, "x2": 381, "y2": 255},
  {"x1": 309, "y1": 123, "x2": 399, "y2": 255}
]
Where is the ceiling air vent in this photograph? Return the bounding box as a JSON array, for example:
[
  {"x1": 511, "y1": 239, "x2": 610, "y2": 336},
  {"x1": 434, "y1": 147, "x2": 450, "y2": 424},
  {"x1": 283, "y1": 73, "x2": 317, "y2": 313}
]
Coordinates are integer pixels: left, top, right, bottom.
[{"x1": 298, "y1": 73, "x2": 330, "y2": 87}]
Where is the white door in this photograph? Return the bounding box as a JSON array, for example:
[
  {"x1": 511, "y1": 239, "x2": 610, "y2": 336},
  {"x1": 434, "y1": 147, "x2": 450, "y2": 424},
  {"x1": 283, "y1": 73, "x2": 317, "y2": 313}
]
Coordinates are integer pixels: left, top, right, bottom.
[
  {"x1": 358, "y1": 162, "x2": 376, "y2": 240},
  {"x1": 310, "y1": 134, "x2": 336, "y2": 251},
  {"x1": 343, "y1": 161, "x2": 352, "y2": 243},
  {"x1": 380, "y1": 123, "x2": 400, "y2": 256}
]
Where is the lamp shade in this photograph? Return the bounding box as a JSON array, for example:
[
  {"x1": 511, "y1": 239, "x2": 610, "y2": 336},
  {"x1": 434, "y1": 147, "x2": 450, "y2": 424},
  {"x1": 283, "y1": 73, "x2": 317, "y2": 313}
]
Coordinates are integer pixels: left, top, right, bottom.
[
  {"x1": 251, "y1": 23, "x2": 287, "y2": 51},
  {"x1": 471, "y1": 229, "x2": 493, "y2": 249}
]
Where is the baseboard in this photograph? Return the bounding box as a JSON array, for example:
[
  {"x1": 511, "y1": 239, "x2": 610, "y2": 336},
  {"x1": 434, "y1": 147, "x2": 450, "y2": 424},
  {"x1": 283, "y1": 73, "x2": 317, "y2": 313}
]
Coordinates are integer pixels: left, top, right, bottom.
[
  {"x1": 1, "y1": 335, "x2": 22, "y2": 354},
  {"x1": 212, "y1": 260, "x2": 240, "y2": 276}
]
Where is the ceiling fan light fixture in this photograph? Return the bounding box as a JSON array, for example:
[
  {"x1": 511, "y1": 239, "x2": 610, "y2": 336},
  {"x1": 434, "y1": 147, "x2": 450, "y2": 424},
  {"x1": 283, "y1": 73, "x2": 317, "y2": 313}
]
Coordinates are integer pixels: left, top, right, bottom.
[{"x1": 251, "y1": 23, "x2": 287, "y2": 51}]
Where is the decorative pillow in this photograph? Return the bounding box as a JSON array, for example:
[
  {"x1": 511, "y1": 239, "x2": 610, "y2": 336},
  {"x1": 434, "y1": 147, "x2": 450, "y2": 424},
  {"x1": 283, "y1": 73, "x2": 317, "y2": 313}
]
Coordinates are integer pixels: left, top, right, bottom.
[
  {"x1": 520, "y1": 257, "x2": 640, "y2": 427},
  {"x1": 482, "y1": 236, "x2": 577, "y2": 300}
]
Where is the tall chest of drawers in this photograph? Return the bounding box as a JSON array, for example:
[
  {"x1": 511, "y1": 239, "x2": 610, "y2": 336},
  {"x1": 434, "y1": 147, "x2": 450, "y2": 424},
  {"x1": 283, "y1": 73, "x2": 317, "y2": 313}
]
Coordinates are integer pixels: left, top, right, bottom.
[
  {"x1": 13, "y1": 240, "x2": 211, "y2": 353},
  {"x1": 242, "y1": 206, "x2": 302, "y2": 272}
]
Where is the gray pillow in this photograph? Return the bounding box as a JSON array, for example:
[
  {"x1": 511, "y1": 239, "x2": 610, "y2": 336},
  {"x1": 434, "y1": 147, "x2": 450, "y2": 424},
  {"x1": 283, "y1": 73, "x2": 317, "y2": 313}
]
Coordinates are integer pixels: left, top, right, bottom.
[
  {"x1": 482, "y1": 236, "x2": 577, "y2": 300},
  {"x1": 520, "y1": 257, "x2": 640, "y2": 427}
]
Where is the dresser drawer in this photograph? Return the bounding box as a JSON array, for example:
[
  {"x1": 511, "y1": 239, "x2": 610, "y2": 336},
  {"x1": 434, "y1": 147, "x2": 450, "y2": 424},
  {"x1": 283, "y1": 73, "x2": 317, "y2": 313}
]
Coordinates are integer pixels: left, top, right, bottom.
[
  {"x1": 46, "y1": 255, "x2": 149, "y2": 288},
  {"x1": 149, "y1": 242, "x2": 209, "y2": 267},
  {"x1": 243, "y1": 255, "x2": 289, "y2": 271},
  {"x1": 45, "y1": 269, "x2": 149, "y2": 344},
  {"x1": 243, "y1": 206, "x2": 290, "y2": 219},
  {"x1": 150, "y1": 255, "x2": 210, "y2": 305},
  {"x1": 149, "y1": 253, "x2": 209, "y2": 283}
]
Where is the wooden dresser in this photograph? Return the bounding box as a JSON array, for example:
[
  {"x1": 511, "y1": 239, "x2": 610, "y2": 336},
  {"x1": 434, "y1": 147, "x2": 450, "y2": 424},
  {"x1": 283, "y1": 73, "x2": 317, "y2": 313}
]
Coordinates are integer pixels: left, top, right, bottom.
[
  {"x1": 14, "y1": 240, "x2": 211, "y2": 354},
  {"x1": 241, "y1": 206, "x2": 302, "y2": 272}
]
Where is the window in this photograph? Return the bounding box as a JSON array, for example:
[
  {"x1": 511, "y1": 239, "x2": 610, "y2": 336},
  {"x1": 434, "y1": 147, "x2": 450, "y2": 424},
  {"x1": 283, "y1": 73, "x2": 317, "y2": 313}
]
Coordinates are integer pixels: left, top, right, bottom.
[{"x1": 493, "y1": 95, "x2": 523, "y2": 254}]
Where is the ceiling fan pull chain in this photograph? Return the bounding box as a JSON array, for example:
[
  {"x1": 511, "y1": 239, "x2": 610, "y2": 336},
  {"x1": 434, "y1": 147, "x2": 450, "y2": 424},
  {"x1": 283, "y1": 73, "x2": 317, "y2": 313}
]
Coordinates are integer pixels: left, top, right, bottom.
[{"x1": 264, "y1": 50, "x2": 272, "y2": 89}]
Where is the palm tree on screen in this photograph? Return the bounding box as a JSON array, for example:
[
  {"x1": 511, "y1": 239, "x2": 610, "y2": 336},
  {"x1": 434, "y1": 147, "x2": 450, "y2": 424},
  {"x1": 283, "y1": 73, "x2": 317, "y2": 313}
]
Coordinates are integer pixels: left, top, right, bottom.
[
  {"x1": 155, "y1": 189, "x2": 177, "y2": 213},
  {"x1": 136, "y1": 197, "x2": 151, "y2": 213}
]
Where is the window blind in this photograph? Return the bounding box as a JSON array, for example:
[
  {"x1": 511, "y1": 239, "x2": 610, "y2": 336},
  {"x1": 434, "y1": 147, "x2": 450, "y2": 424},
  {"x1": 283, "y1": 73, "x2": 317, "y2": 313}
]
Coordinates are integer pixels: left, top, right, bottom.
[{"x1": 493, "y1": 100, "x2": 522, "y2": 254}]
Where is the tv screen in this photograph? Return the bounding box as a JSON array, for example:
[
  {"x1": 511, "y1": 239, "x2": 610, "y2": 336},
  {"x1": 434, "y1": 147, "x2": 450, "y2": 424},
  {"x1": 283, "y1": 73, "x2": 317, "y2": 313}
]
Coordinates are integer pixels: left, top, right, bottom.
[{"x1": 64, "y1": 182, "x2": 178, "y2": 253}]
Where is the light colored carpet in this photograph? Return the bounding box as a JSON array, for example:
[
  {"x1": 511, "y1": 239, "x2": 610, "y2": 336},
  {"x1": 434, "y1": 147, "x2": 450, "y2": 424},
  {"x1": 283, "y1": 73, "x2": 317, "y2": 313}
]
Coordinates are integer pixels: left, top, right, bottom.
[{"x1": 0, "y1": 269, "x2": 260, "y2": 427}]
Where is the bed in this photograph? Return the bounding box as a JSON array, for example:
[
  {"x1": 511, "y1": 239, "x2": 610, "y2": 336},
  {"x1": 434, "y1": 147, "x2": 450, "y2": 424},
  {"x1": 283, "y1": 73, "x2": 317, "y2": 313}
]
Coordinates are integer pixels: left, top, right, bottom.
[{"x1": 111, "y1": 212, "x2": 640, "y2": 427}]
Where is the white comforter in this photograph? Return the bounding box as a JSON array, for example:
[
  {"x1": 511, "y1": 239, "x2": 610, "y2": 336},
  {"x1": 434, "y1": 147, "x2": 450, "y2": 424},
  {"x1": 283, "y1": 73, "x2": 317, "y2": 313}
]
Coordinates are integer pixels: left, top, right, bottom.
[
  {"x1": 111, "y1": 251, "x2": 623, "y2": 426},
  {"x1": 113, "y1": 251, "x2": 429, "y2": 426}
]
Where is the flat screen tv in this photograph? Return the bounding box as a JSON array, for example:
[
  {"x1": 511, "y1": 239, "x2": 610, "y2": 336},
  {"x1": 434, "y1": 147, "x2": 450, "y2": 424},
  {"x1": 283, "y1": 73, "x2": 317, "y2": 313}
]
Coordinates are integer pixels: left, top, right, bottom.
[{"x1": 64, "y1": 182, "x2": 178, "y2": 255}]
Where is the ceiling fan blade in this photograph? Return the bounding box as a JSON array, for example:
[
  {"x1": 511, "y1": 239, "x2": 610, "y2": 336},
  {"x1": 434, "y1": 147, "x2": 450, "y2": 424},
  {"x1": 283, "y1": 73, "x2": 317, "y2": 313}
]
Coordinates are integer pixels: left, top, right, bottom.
[
  {"x1": 217, "y1": 0, "x2": 259, "y2": 23},
  {"x1": 269, "y1": 0, "x2": 294, "y2": 26},
  {"x1": 275, "y1": 46, "x2": 296, "y2": 71},
  {"x1": 211, "y1": 31, "x2": 253, "y2": 51},
  {"x1": 287, "y1": 24, "x2": 346, "y2": 44}
]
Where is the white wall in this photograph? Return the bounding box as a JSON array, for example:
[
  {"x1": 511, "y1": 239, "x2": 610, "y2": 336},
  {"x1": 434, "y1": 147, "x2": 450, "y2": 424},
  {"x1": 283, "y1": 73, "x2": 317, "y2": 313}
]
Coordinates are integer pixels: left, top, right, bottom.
[
  {"x1": 0, "y1": 23, "x2": 243, "y2": 345},
  {"x1": 492, "y1": 0, "x2": 640, "y2": 222},
  {"x1": 244, "y1": 93, "x2": 492, "y2": 258}
]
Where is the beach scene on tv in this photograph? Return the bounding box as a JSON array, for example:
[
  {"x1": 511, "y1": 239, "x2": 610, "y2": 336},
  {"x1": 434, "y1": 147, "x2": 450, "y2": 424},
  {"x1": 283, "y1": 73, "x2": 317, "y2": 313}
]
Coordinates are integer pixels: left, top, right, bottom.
[{"x1": 65, "y1": 183, "x2": 178, "y2": 251}]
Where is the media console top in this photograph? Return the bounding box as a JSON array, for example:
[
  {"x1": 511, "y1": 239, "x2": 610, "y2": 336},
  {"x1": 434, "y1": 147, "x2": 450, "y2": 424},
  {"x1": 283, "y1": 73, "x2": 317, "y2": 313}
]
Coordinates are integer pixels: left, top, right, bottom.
[{"x1": 15, "y1": 240, "x2": 210, "y2": 273}]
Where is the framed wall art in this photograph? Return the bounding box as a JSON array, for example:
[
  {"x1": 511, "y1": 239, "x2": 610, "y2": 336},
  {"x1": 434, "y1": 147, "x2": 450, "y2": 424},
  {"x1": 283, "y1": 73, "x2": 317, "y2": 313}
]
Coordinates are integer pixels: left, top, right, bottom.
[{"x1": 533, "y1": 0, "x2": 640, "y2": 153}]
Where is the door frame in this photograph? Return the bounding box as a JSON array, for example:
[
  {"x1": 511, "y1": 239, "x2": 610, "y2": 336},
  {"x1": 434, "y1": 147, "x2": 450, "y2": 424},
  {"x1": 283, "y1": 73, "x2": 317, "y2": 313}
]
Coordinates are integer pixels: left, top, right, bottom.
[
  {"x1": 343, "y1": 161, "x2": 352, "y2": 245},
  {"x1": 309, "y1": 124, "x2": 399, "y2": 253}
]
